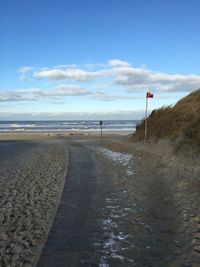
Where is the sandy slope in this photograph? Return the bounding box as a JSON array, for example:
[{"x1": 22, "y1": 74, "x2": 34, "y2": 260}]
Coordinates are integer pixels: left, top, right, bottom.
[{"x1": 91, "y1": 138, "x2": 200, "y2": 266}]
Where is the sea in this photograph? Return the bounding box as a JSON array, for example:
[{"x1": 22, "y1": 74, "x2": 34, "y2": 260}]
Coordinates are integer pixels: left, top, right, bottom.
[{"x1": 0, "y1": 120, "x2": 140, "y2": 132}]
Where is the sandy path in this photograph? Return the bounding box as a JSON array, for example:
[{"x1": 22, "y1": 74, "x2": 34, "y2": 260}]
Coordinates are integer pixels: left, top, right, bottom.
[
  {"x1": 37, "y1": 142, "x2": 110, "y2": 266},
  {"x1": 0, "y1": 136, "x2": 199, "y2": 266},
  {"x1": 37, "y1": 138, "x2": 200, "y2": 266}
]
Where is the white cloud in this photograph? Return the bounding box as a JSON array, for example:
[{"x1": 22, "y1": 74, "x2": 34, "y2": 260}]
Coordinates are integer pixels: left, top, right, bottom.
[
  {"x1": 49, "y1": 85, "x2": 93, "y2": 96},
  {"x1": 94, "y1": 92, "x2": 144, "y2": 101},
  {"x1": 108, "y1": 59, "x2": 130, "y2": 67},
  {"x1": 0, "y1": 92, "x2": 38, "y2": 102},
  {"x1": 34, "y1": 68, "x2": 95, "y2": 81},
  {"x1": 16, "y1": 58, "x2": 200, "y2": 106},
  {"x1": 0, "y1": 85, "x2": 92, "y2": 103},
  {"x1": 119, "y1": 69, "x2": 200, "y2": 93},
  {"x1": 15, "y1": 88, "x2": 42, "y2": 94},
  {"x1": 54, "y1": 64, "x2": 78, "y2": 69},
  {"x1": 19, "y1": 66, "x2": 33, "y2": 73},
  {"x1": 31, "y1": 60, "x2": 200, "y2": 93},
  {"x1": 19, "y1": 66, "x2": 33, "y2": 81}
]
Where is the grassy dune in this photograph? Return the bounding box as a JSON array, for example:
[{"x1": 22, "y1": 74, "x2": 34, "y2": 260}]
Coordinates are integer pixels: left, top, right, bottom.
[{"x1": 133, "y1": 89, "x2": 200, "y2": 152}]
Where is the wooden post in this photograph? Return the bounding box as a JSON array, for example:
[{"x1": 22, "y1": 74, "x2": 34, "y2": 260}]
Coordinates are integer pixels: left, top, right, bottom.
[
  {"x1": 144, "y1": 96, "x2": 148, "y2": 142},
  {"x1": 100, "y1": 121, "x2": 103, "y2": 139}
]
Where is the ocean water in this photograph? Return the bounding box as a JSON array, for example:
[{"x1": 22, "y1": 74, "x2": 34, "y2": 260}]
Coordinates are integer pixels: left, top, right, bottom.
[{"x1": 0, "y1": 120, "x2": 140, "y2": 132}]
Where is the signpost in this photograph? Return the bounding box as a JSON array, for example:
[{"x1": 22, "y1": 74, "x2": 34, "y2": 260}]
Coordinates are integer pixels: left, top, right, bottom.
[
  {"x1": 100, "y1": 120, "x2": 103, "y2": 139},
  {"x1": 144, "y1": 92, "x2": 154, "y2": 142}
]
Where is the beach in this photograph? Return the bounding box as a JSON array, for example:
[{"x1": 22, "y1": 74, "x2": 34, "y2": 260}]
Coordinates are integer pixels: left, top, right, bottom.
[
  {"x1": 0, "y1": 138, "x2": 68, "y2": 266},
  {"x1": 0, "y1": 132, "x2": 199, "y2": 266}
]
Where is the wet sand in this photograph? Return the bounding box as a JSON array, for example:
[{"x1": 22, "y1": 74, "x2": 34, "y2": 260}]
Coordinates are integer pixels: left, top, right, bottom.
[{"x1": 0, "y1": 130, "x2": 132, "y2": 141}]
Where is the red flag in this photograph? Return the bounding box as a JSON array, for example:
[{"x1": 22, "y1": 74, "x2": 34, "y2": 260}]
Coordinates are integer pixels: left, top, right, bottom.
[{"x1": 146, "y1": 92, "x2": 153, "y2": 98}]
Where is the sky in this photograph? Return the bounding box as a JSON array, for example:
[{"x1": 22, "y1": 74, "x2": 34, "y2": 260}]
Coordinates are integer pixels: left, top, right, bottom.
[{"x1": 0, "y1": 0, "x2": 200, "y2": 120}]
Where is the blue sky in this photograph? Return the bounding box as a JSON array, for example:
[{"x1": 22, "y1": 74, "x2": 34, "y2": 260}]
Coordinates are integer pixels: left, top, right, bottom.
[{"x1": 0, "y1": 0, "x2": 200, "y2": 120}]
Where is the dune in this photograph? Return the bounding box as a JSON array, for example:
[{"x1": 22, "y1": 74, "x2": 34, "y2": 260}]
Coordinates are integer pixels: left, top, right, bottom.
[{"x1": 133, "y1": 89, "x2": 200, "y2": 153}]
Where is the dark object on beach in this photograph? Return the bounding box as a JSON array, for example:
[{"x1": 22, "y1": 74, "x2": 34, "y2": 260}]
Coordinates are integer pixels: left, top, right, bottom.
[{"x1": 100, "y1": 121, "x2": 103, "y2": 139}]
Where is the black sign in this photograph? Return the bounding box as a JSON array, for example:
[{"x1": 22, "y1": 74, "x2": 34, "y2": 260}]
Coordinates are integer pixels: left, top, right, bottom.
[{"x1": 100, "y1": 121, "x2": 103, "y2": 125}]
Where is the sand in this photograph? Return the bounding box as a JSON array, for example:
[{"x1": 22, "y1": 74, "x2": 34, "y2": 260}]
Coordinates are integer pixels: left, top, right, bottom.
[
  {"x1": 0, "y1": 130, "x2": 132, "y2": 141},
  {"x1": 0, "y1": 132, "x2": 199, "y2": 266},
  {"x1": 0, "y1": 139, "x2": 68, "y2": 266},
  {"x1": 91, "y1": 138, "x2": 200, "y2": 265}
]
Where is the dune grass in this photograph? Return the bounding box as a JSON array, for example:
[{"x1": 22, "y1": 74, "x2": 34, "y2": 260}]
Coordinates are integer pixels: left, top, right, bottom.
[{"x1": 133, "y1": 89, "x2": 200, "y2": 152}]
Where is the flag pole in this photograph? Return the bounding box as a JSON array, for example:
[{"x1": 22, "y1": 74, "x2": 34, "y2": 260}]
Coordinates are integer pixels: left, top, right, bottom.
[{"x1": 144, "y1": 94, "x2": 148, "y2": 142}]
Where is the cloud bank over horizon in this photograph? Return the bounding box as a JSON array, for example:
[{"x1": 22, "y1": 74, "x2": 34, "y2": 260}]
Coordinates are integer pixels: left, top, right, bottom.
[
  {"x1": 0, "y1": 109, "x2": 145, "y2": 121},
  {"x1": 1, "y1": 59, "x2": 200, "y2": 120}
]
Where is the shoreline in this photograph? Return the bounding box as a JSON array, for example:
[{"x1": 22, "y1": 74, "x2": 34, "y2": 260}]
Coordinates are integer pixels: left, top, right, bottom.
[{"x1": 0, "y1": 130, "x2": 133, "y2": 141}]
